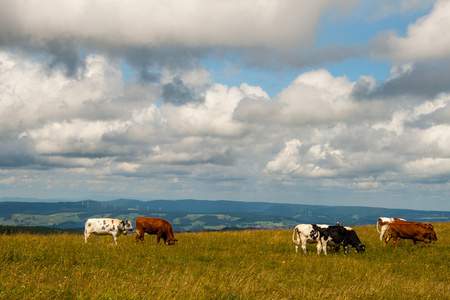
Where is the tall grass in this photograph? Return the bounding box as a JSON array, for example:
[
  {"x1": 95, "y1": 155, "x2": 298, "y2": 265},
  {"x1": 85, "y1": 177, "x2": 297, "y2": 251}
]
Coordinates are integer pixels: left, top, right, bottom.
[{"x1": 1, "y1": 223, "x2": 449, "y2": 299}]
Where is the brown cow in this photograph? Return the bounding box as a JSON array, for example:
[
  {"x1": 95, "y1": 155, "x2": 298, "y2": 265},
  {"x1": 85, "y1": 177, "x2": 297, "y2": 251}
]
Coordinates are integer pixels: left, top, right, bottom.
[
  {"x1": 384, "y1": 220, "x2": 434, "y2": 244},
  {"x1": 384, "y1": 222, "x2": 437, "y2": 248},
  {"x1": 135, "y1": 217, "x2": 178, "y2": 245}
]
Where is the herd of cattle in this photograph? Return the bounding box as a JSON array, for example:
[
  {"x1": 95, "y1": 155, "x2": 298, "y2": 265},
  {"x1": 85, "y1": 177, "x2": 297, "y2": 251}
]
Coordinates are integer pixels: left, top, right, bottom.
[{"x1": 84, "y1": 216, "x2": 438, "y2": 254}]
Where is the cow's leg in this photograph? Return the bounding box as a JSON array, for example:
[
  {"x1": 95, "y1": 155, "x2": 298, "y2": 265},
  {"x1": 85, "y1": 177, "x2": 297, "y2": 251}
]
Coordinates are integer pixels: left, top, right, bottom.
[
  {"x1": 343, "y1": 242, "x2": 349, "y2": 254},
  {"x1": 316, "y1": 241, "x2": 322, "y2": 255},
  {"x1": 300, "y1": 237, "x2": 307, "y2": 254},
  {"x1": 380, "y1": 225, "x2": 387, "y2": 242},
  {"x1": 384, "y1": 233, "x2": 392, "y2": 248},
  {"x1": 135, "y1": 229, "x2": 144, "y2": 243},
  {"x1": 293, "y1": 230, "x2": 300, "y2": 253},
  {"x1": 95, "y1": 235, "x2": 100, "y2": 242},
  {"x1": 112, "y1": 233, "x2": 118, "y2": 245},
  {"x1": 321, "y1": 240, "x2": 328, "y2": 255},
  {"x1": 84, "y1": 232, "x2": 90, "y2": 243},
  {"x1": 156, "y1": 233, "x2": 162, "y2": 243},
  {"x1": 392, "y1": 237, "x2": 398, "y2": 248}
]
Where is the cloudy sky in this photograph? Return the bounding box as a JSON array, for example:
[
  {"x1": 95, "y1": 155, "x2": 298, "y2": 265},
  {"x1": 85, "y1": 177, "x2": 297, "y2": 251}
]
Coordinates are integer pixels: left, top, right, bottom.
[{"x1": 1, "y1": 0, "x2": 449, "y2": 211}]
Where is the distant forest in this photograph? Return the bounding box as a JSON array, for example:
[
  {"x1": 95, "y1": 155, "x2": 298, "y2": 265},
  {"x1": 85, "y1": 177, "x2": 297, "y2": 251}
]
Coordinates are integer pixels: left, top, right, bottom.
[
  {"x1": 1, "y1": 199, "x2": 448, "y2": 232},
  {"x1": 0, "y1": 225, "x2": 82, "y2": 235}
]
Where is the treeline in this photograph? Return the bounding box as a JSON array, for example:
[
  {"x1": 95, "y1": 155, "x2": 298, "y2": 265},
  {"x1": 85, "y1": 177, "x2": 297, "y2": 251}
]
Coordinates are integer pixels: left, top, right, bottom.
[{"x1": 0, "y1": 225, "x2": 83, "y2": 235}]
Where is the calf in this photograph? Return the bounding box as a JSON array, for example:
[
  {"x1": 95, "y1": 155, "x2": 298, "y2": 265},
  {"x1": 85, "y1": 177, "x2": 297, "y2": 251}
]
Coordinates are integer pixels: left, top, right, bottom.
[
  {"x1": 384, "y1": 222, "x2": 437, "y2": 248},
  {"x1": 377, "y1": 217, "x2": 406, "y2": 241},
  {"x1": 84, "y1": 218, "x2": 133, "y2": 244},
  {"x1": 313, "y1": 225, "x2": 365, "y2": 255},
  {"x1": 135, "y1": 217, "x2": 178, "y2": 245}
]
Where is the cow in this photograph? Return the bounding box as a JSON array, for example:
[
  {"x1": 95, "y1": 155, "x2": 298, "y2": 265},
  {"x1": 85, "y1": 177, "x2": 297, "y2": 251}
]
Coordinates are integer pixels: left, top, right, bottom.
[
  {"x1": 292, "y1": 223, "x2": 342, "y2": 254},
  {"x1": 313, "y1": 224, "x2": 365, "y2": 255},
  {"x1": 135, "y1": 217, "x2": 178, "y2": 245},
  {"x1": 376, "y1": 217, "x2": 406, "y2": 242},
  {"x1": 384, "y1": 220, "x2": 434, "y2": 244},
  {"x1": 384, "y1": 222, "x2": 437, "y2": 248},
  {"x1": 84, "y1": 218, "x2": 133, "y2": 244},
  {"x1": 292, "y1": 224, "x2": 321, "y2": 254}
]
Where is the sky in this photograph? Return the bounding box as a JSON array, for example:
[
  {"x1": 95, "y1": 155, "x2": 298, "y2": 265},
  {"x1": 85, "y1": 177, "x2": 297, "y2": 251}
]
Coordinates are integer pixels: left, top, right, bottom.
[{"x1": 0, "y1": 0, "x2": 449, "y2": 211}]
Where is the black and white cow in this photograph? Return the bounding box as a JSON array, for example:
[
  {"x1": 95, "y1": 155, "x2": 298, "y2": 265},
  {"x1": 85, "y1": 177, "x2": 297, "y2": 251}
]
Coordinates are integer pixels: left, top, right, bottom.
[
  {"x1": 84, "y1": 218, "x2": 133, "y2": 244},
  {"x1": 313, "y1": 224, "x2": 365, "y2": 255},
  {"x1": 292, "y1": 224, "x2": 332, "y2": 254}
]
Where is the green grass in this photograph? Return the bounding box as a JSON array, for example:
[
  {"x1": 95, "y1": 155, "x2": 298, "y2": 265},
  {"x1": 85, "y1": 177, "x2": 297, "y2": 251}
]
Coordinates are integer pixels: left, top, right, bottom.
[{"x1": 1, "y1": 224, "x2": 449, "y2": 299}]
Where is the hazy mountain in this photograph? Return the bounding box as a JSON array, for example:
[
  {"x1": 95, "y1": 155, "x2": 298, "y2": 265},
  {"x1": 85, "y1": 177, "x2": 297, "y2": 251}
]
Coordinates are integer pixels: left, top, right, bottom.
[{"x1": 1, "y1": 198, "x2": 448, "y2": 232}]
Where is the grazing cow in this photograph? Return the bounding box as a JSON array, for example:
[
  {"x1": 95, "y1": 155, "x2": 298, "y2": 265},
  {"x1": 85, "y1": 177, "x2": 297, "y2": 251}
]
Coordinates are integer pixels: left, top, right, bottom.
[
  {"x1": 292, "y1": 224, "x2": 321, "y2": 254},
  {"x1": 84, "y1": 218, "x2": 133, "y2": 244},
  {"x1": 377, "y1": 217, "x2": 406, "y2": 241},
  {"x1": 384, "y1": 222, "x2": 437, "y2": 248},
  {"x1": 135, "y1": 217, "x2": 178, "y2": 245},
  {"x1": 313, "y1": 225, "x2": 365, "y2": 255}
]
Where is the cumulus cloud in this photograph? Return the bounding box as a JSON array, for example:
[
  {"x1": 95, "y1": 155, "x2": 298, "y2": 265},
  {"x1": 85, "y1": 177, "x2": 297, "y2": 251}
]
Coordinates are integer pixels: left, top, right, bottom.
[
  {"x1": 235, "y1": 69, "x2": 387, "y2": 126},
  {"x1": 1, "y1": 1, "x2": 449, "y2": 209},
  {"x1": 369, "y1": 62, "x2": 450, "y2": 99},
  {"x1": 0, "y1": 0, "x2": 353, "y2": 49},
  {"x1": 0, "y1": 0, "x2": 360, "y2": 76},
  {"x1": 371, "y1": 0, "x2": 450, "y2": 62},
  {"x1": 3, "y1": 50, "x2": 450, "y2": 190}
]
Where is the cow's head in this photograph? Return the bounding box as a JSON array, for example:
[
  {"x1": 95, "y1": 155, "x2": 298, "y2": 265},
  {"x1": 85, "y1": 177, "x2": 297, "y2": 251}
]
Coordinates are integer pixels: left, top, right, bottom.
[
  {"x1": 120, "y1": 220, "x2": 133, "y2": 235},
  {"x1": 165, "y1": 237, "x2": 178, "y2": 245},
  {"x1": 429, "y1": 229, "x2": 438, "y2": 241},
  {"x1": 355, "y1": 244, "x2": 366, "y2": 253}
]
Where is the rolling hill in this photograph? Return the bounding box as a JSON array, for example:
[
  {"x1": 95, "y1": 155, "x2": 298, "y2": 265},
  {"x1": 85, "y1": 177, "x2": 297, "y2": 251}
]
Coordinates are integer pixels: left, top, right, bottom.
[{"x1": 0, "y1": 198, "x2": 448, "y2": 232}]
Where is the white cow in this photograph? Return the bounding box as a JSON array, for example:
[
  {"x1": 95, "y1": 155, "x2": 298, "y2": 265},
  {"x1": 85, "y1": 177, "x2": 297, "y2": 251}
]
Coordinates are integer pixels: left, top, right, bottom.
[
  {"x1": 376, "y1": 217, "x2": 406, "y2": 242},
  {"x1": 84, "y1": 218, "x2": 133, "y2": 244},
  {"x1": 292, "y1": 224, "x2": 331, "y2": 254}
]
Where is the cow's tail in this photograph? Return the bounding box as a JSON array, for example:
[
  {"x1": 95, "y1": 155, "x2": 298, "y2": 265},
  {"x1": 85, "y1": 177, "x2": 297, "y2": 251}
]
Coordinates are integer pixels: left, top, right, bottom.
[
  {"x1": 292, "y1": 227, "x2": 300, "y2": 246},
  {"x1": 376, "y1": 219, "x2": 381, "y2": 233}
]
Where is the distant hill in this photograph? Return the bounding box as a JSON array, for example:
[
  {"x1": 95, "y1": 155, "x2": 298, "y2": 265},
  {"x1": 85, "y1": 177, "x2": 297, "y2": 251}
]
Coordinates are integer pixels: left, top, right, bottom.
[{"x1": 0, "y1": 198, "x2": 448, "y2": 232}]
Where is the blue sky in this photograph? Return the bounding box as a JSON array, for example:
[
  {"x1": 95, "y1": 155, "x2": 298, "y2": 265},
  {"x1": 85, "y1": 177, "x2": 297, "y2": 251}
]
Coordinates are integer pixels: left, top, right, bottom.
[{"x1": 0, "y1": 0, "x2": 449, "y2": 211}]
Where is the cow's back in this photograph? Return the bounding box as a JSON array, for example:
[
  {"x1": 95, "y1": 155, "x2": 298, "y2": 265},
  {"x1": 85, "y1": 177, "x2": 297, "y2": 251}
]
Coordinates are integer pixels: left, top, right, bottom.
[
  {"x1": 392, "y1": 219, "x2": 433, "y2": 229},
  {"x1": 389, "y1": 223, "x2": 425, "y2": 239},
  {"x1": 136, "y1": 217, "x2": 170, "y2": 234}
]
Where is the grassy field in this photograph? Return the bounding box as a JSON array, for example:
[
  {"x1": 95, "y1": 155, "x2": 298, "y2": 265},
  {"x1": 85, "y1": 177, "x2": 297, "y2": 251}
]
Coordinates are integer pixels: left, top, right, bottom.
[{"x1": 0, "y1": 223, "x2": 449, "y2": 299}]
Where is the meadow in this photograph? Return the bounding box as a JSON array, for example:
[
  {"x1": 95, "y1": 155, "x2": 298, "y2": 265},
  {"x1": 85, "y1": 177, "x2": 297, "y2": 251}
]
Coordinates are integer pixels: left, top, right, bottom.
[{"x1": 0, "y1": 223, "x2": 449, "y2": 299}]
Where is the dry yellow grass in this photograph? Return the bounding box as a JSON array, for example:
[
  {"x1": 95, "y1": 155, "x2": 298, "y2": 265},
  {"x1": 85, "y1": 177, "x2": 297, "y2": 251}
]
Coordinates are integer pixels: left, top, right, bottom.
[{"x1": 0, "y1": 223, "x2": 449, "y2": 299}]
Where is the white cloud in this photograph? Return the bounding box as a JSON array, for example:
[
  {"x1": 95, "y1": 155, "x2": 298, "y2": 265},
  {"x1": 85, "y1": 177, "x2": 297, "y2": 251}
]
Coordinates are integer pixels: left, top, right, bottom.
[
  {"x1": 403, "y1": 158, "x2": 450, "y2": 178},
  {"x1": 162, "y1": 83, "x2": 267, "y2": 137},
  {"x1": 0, "y1": 52, "x2": 132, "y2": 135},
  {"x1": 265, "y1": 139, "x2": 302, "y2": 175},
  {"x1": 0, "y1": 0, "x2": 354, "y2": 49},
  {"x1": 235, "y1": 69, "x2": 384, "y2": 126},
  {"x1": 265, "y1": 139, "x2": 344, "y2": 179},
  {"x1": 372, "y1": 0, "x2": 450, "y2": 62}
]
